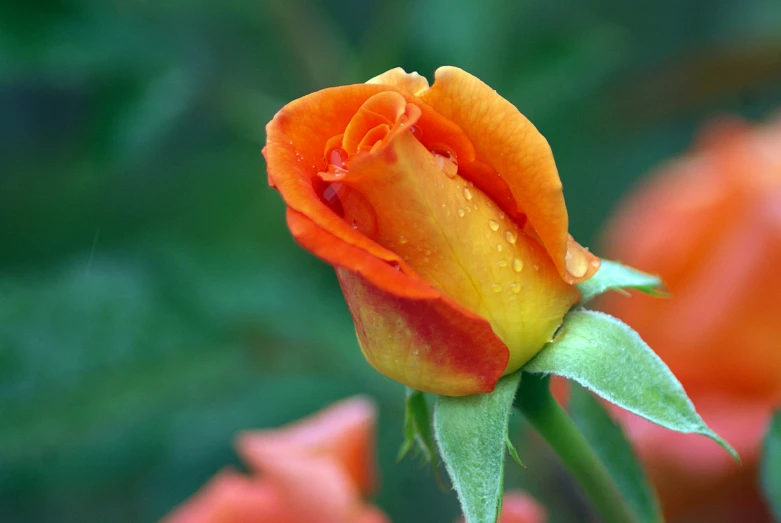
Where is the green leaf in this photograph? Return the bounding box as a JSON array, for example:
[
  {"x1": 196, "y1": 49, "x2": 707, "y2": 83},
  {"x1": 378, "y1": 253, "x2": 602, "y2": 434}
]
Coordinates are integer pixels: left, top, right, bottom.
[
  {"x1": 433, "y1": 371, "x2": 522, "y2": 523},
  {"x1": 577, "y1": 259, "x2": 666, "y2": 303},
  {"x1": 569, "y1": 384, "x2": 662, "y2": 523},
  {"x1": 397, "y1": 388, "x2": 438, "y2": 464},
  {"x1": 761, "y1": 410, "x2": 781, "y2": 521},
  {"x1": 523, "y1": 310, "x2": 738, "y2": 461}
]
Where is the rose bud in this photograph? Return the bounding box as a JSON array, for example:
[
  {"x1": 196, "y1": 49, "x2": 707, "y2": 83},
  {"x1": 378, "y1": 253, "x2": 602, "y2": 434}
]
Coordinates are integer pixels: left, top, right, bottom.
[{"x1": 265, "y1": 67, "x2": 599, "y2": 396}]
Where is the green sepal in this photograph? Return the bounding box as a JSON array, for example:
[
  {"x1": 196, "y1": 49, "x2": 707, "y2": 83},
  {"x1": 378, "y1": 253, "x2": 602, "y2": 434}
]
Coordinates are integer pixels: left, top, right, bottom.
[
  {"x1": 524, "y1": 309, "x2": 738, "y2": 461},
  {"x1": 577, "y1": 259, "x2": 666, "y2": 304},
  {"x1": 761, "y1": 410, "x2": 781, "y2": 521},
  {"x1": 433, "y1": 371, "x2": 522, "y2": 523},
  {"x1": 397, "y1": 388, "x2": 439, "y2": 465},
  {"x1": 569, "y1": 384, "x2": 663, "y2": 523}
]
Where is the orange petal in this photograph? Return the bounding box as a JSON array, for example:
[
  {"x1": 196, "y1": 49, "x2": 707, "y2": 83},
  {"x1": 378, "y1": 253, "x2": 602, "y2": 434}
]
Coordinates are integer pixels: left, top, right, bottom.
[
  {"x1": 420, "y1": 66, "x2": 598, "y2": 283},
  {"x1": 160, "y1": 470, "x2": 286, "y2": 523},
  {"x1": 288, "y1": 208, "x2": 508, "y2": 395},
  {"x1": 367, "y1": 67, "x2": 430, "y2": 95},
  {"x1": 342, "y1": 118, "x2": 579, "y2": 375},
  {"x1": 248, "y1": 453, "x2": 366, "y2": 523},
  {"x1": 237, "y1": 396, "x2": 378, "y2": 496}
]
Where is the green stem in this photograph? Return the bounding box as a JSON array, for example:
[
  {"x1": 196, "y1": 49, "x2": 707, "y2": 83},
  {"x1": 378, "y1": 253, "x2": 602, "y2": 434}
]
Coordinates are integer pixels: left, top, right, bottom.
[{"x1": 515, "y1": 374, "x2": 637, "y2": 523}]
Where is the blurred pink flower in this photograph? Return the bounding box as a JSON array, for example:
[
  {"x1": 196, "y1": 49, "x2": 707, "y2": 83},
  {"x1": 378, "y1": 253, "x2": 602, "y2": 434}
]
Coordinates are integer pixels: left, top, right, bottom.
[
  {"x1": 455, "y1": 491, "x2": 547, "y2": 523},
  {"x1": 161, "y1": 396, "x2": 389, "y2": 523},
  {"x1": 600, "y1": 115, "x2": 781, "y2": 522}
]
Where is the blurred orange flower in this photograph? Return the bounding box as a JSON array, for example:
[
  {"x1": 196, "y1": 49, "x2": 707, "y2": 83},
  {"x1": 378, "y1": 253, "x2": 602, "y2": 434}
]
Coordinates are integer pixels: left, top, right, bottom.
[
  {"x1": 600, "y1": 116, "x2": 781, "y2": 522},
  {"x1": 161, "y1": 396, "x2": 388, "y2": 523},
  {"x1": 456, "y1": 491, "x2": 547, "y2": 523},
  {"x1": 264, "y1": 67, "x2": 598, "y2": 396}
]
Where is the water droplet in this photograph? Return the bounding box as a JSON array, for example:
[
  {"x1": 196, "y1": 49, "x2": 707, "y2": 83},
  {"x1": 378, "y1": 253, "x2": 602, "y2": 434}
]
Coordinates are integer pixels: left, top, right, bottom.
[
  {"x1": 565, "y1": 248, "x2": 589, "y2": 278},
  {"x1": 505, "y1": 230, "x2": 518, "y2": 244},
  {"x1": 432, "y1": 147, "x2": 458, "y2": 178},
  {"x1": 498, "y1": 211, "x2": 505, "y2": 220},
  {"x1": 409, "y1": 125, "x2": 422, "y2": 140},
  {"x1": 399, "y1": 236, "x2": 408, "y2": 244},
  {"x1": 591, "y1": 259, "x2": 600, "y2": 268},
  {"x1": 463, "y1": 187, "x2": 473, "y2": 201},
  {"x1": 496, "y1": 244, "x2": 503, "y2": 253},
  {"x1": 488, "y1": 220, "x2": 499, "y2": 231},
  {"x1": 457, "y1": 208, "x2": 465, "y2": 217},
  {"x1": 513, "y1": 258, "x2": 523, "y2": 272},
  {"x1": 533, "y1": 264, "x2": 539, "y2": 271},
  {"x1": 497, "y1": 260, "x2": 508, "y2": 268},
  {"x1": 329, "y1": 166, "x2": 348, "y2": 179},
  {"x1": 425, "y1": 249, "x2": 432, "y2": 255},
  {"x1": 327, "y1": 147, "x2": 348, "y2": 168},
  {"x1": 351, "y1": 222, "x2": 359, "y2": 230},
  {"x1": 491, "y1": 283, "x2": 502, "y2": 293},
  {"x1": 510, "y1": 282, "x2": 521, "y2": 294},
  {"x1": 403, "y1": 255, "x2": 410, "y2": 260},
  {"x1": 423, "y1": 257, "x2": 429, "y2": 263}
]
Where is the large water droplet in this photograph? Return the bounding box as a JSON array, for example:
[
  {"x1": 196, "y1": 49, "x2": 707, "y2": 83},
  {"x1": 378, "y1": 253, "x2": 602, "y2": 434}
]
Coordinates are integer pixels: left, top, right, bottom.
[
  {"x1": 488, "y1": 220, "x2": 499, "y2": 231},
  {"x1": 399, "y1": 235, "x2": 408, "y2": 244},
  {"x1": 457, "y1": 208, "x2": 465, "y2": 217},
  {"x1": 432, "y1": 147, "x2": 458, "y2": 178},
  {"x1": 327, "y1": 147, "x2": 348, "y2": 169},
  {"x1": 565, "y1": 248, "x2": 589, "y2": 278},
  {"x1": 513, "y1": 258, "x2": 523, "y2": 273},
  {"x1": 463, "y1": 187, "x2": 473, "y2": 201},
  {"x1": 505, "y1": 230, "x2": 518, "y2": 244}
]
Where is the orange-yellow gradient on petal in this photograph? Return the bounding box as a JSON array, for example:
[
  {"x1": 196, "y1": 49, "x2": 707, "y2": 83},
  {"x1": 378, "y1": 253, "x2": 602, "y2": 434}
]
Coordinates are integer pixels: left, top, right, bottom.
[
  {"x1": 600, "y1": 116, "x2": 781, "y2": 522},
  {"x1": 161, "y1": 397, "x2": 388, "y2": 523},
  {"x1": 265, "y1": 67, "x2": 599, "y2": 396}
]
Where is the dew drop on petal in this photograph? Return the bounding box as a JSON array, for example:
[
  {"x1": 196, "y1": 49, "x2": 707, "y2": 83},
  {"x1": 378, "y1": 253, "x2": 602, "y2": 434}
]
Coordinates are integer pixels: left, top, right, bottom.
[
  {"x1": 488, "y1": 220, "x2": 499, "y2": 231},
  {"x1": 533, "y1": 264, "x2": 539, "y2": 271},
  {"x1": 457, "y1": 208, "x2": 465, "y2": 217},
  {"x1": 409, "y1": 125, "x2": 422, "y2": 140},
  {"x1": 327, "y1": 147, "x2": 348, "y2": 169},
  {"x1": 497, "y1": 260, "x2": 508, "y2": 268},
  {"x1": 399, "y1": 235, "x2": 408, "y2": 244},
  {"x1": 565, "y1": 247, "x2": 589, "y2": 278},
  {"x1": 491, "y1": 283, "x2": 502, "y2": 293},
  {"x1": 498, "y1": 211, "x2": 505, "y2": 220},
  {"x1": 432, "y1": 147, "x2": 458, "y2": 178},
  {"x1": 463, "y1": 187, "x2": 473, "y2": 201},
  {"x1": 505, "y1": 230, "x2": 517, "y2": 244},
  {"x1": 496, "y1": 244, "x2": 503, "y2": 253},
  {"x1": 510, "y1": 282, "x2": 521, "y2": 294},
  {"x1": 513, "y1": 258, "x2": 523, "y2": 272}
]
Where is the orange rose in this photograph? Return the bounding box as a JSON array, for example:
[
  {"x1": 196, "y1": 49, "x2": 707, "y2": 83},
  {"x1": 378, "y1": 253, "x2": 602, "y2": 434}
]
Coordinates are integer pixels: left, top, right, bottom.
[
  {"x1": 161, "y1": 396, "x2": 388, "y2": 523},
  {"x1": 599, "y1": 116, "x2": 781, "y2": 521},
  {"x1": 264, "y1": 67, "x2": 599, "y2": 396}
]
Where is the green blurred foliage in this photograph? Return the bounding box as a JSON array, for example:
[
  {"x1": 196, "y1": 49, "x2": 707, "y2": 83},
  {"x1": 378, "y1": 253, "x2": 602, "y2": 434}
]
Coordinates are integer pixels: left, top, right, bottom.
[{"x1": 1, "y1": 0, "x2": 780, "y2": 522}]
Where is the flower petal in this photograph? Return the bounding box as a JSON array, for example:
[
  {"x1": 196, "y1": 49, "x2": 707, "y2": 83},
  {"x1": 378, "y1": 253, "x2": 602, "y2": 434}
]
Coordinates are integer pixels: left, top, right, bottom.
[
  {"x1": 367, "y1": 67, "x2": 430, "y2": 95},
  {"x1": 420, "y1": 66, "x2": 598, "y2": 283},
  {"x1": 287, "y1": 208, "x2": 508, "y2": 395},
  {"x1": 236, "y1": 397, "x2": 378, "y2": 496},
  {"x1": 342, "y1": 123, "x2": 579, "y2": 375}
]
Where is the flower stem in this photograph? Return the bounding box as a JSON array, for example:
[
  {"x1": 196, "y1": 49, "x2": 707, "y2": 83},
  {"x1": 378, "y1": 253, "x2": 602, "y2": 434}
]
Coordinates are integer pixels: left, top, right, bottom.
[{"x1": 515, "y1": 374, "x2": 638, "y2": 523}]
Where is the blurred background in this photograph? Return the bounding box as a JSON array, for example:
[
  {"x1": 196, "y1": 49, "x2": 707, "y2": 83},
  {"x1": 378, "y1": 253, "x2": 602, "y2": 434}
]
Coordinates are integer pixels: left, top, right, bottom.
[{"x1": 2, "y1": 1, "x2": 781, "y2": 522}]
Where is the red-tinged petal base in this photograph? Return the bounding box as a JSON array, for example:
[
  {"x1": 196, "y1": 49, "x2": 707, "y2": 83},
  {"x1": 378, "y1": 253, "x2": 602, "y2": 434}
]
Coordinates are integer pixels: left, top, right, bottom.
[{"x1": 336, "y1": 266, "x2": 509, "y2": 396}]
